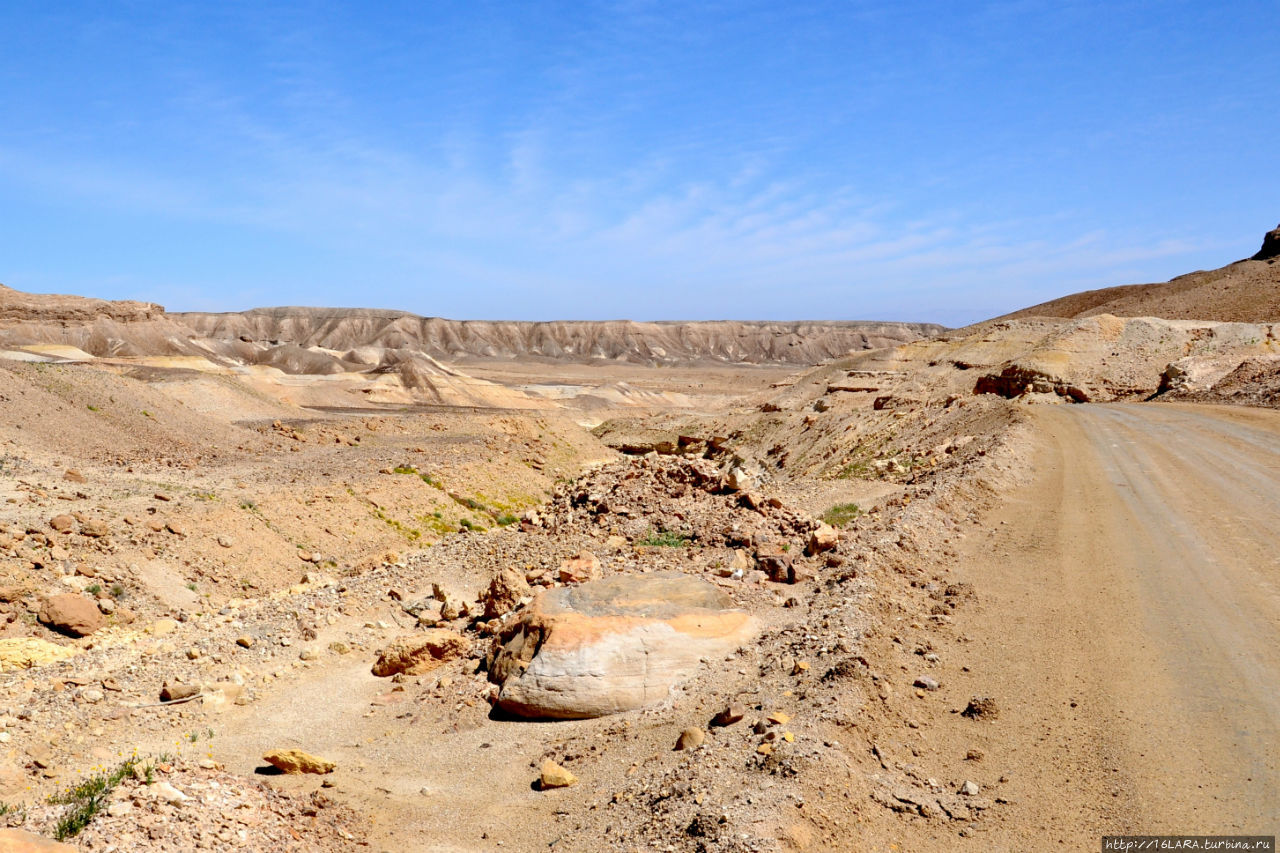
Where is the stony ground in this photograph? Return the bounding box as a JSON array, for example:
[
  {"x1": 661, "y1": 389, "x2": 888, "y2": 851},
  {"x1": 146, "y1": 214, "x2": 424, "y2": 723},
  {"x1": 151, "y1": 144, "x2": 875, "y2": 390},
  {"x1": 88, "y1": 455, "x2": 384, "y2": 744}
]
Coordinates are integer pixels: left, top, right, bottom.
[
  {"x1": 0, "y1": 348, "x2": 1047, "y2": 851},
  {"x1": 6, "y1": 326, "x2": 1272, "y2": 851}
]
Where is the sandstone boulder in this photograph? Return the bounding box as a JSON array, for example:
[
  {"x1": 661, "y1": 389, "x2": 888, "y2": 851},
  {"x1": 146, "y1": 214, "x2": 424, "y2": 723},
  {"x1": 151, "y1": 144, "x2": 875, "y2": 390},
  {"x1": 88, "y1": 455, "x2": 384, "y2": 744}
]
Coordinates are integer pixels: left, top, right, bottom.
[
  {"x1": 38, "y1": 593, "x2": 105, "y2": 637},
  {"x1": 48, "y1": 515, "x2": 74, "y2": 534},
  {"x1": 371, "y1": 629, "x2": 470, "y2": 677},
  {"x1": 558, "y1": 550, "x2": 602, "y2": 583},
  {"x1": 263, "y1": 748, "x2": 335, "y2": 774},
  {"x1": 481, "y1": 568, "x2": 530, "y2": 620},
  {"x1": 490, "y1": 573, "x2": 756, "y2": 719}
]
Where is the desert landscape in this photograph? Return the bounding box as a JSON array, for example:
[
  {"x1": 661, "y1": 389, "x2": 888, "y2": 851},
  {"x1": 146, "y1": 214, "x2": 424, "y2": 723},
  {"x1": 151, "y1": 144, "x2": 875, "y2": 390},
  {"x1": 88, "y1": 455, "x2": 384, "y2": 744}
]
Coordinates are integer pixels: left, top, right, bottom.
[{"x1": 0, "y1": 223, "x2": 1274, "y2": 851}]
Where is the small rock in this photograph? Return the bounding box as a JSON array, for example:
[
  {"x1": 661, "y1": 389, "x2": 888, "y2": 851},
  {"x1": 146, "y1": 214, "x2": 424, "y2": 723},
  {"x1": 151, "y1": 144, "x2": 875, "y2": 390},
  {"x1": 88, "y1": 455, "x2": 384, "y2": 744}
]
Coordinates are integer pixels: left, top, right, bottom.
[
  {"x1": 675, "y1": 727, "x2": 705, "y2": 751},
  {"x1": 481, "y1": 568, "x2": 531, "y2": 620},
  {"x1": 805, "y1": 523, "x2": 839, "y2": 555},
  {"x1": 80, "y1": 689, "x2": 104, "y2": 704},
  {"x1": 150, "y1": 780, "x2": 189, "y2": 804},
  {"x1": 965, "y1": 748, "x2": 984, "y2": 761},
  {"x1": 712, "y1": 704, "x2": 745, "y2": 727},
  {"x1": 79, "y1": 519, "x2": 110, "y2": 538},
  {"x1": 106, "y1": 800, "x2": 133, "y2": 817},
  {"x1": 558, "y1": 551, "x2": 602, "y2": 584},
  {"x1": 236, "y1": 635, "x2": 254, "y2": 648},
  {"x1": 48, "y1": 515, "x2": 75, "y2": 533},
  {"x1": 159, "y1": 682, "x2": 200, "y2": 702},
  {"x1": 216, "y1": 536, "x2": 233, "y2": 548},
  {"x1": 62, "y1": 469, "x2": 87, "y2": 484},
  {"x1": 263, "y1": 748, "x2": 335, "y2": 774},
  {"x1": 962, "y1": 696, "x2": 999, "y2": 720},
  {"x1": 960, "y1": 780, "x2": 980, "y2": 796},
  {"x1": 914, "y1": 675, "x2": 940, "y2": 691},
  {"x1": 538, "y1": 758, "x2": 577, "y2": 789}
]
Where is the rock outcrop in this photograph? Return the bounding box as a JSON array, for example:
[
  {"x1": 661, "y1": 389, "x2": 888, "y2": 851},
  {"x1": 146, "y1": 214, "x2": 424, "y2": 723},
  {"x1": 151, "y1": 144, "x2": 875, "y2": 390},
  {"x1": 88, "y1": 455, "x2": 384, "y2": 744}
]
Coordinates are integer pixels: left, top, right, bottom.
[
  {"x1": 1253, "y1": 223, "x2": 1280, "y2": 261},
  {"x1": 488, "y1": 573, "x2": 756, "y2": 719}
]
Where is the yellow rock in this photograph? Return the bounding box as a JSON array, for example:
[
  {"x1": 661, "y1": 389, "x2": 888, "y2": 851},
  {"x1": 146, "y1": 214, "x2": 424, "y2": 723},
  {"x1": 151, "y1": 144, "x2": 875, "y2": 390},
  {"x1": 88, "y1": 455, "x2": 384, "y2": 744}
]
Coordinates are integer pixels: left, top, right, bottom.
[
  {"x1": 756, "y1": 743, "x2": 773, "y2": 755},
  {"x1": 538, "y1": 758, "x2": 578, "y2": 789},
  {"x1": 0, "y1": 638, "x2": 78, "y2": 672},
  {"x1": 262, "y1": 748, "x2": 335, "y2": 774},
  {"x1": 766, "y1": 711, "x2": 792, "y2": 725},
  {"x1": 148, "y1": 619, "x2": 178, "y2": 636}
]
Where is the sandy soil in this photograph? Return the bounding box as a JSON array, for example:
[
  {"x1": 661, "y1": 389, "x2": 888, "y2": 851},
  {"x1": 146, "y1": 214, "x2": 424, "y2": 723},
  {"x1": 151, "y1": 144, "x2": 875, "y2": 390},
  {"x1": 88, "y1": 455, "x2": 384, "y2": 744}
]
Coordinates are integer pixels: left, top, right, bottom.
[{"x1": 934, "y1": 403, "x2": 1279, "y2": 847}]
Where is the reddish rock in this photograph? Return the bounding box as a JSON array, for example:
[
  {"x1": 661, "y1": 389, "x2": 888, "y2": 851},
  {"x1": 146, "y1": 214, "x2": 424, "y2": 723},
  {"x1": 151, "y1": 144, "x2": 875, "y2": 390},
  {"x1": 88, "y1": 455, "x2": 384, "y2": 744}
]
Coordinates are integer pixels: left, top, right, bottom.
[
  {"x1": 38, "y1": 594, "x2": 105, "y2": 637},
  {"x1": 48, "y1": 515, "x2": 74, "y2": 534},
  {"x1": 557, "y1": 550, "x2": 602, "y2": 584}
]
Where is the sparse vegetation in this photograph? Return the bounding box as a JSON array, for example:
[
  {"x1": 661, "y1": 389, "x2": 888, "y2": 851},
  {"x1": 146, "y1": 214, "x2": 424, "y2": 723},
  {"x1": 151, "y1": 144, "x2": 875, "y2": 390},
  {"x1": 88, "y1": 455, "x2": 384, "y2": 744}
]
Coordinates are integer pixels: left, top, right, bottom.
[
  {"x1": 50, "y1": 755, "x2": 160, "y2": 840},
  {"x1": 638, "y1": 528, "x2": 692, "y2": 547},
  {"x1": 85, "y1": 583, "x2": 102, "y2": 596},
  {"x1": 821, "y1": 502, "x2": 863, "y2": 527}
]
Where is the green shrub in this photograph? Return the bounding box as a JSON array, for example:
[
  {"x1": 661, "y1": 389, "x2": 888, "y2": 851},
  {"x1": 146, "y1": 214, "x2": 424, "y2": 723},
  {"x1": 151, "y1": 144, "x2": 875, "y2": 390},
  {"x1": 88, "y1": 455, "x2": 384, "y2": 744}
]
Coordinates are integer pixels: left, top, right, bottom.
[{"x1": 821, "y1": 503, "x2": 863, "y2": 527}]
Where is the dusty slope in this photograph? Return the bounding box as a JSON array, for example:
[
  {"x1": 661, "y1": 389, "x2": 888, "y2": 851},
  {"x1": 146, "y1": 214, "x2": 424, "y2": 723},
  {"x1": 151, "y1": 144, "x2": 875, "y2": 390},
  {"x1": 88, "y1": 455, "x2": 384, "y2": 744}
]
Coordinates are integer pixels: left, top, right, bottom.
[
  {"x1": 1002, "y1": 225, "x2": 1280, "y2": 323},
  {"x1": 177, "y1": 308, "x2": 946, "y2": 366}
]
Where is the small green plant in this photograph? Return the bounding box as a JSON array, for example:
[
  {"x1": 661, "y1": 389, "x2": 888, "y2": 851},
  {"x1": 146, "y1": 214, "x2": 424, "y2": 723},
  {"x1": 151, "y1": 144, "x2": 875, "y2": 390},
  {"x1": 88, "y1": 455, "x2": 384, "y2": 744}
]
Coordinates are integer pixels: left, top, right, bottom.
[
  {"x1": 239, "y1": 500, "x2": 258, "y2": 511},
  {"x1": 85, "y1": 583, "x2": 102, "y2": 596},
  {"x1": 638, "y1": 528, "x2": 692, "y2": 547},
  {"x1": 495, "y1": 513, "x2": 518, "y2": 526},
  {"x1": 392, "y1": 464, "x2": 418, "y2": 475},
  {"x1": 458, "y1": 518, "x2": 476, "y2": 531},
  {"x1": 50, "y1": 756, "x2": 145, "y2": 840},
  {"x1": 185, "y1": 582, "x2": 197, "y2": 592},
  {"x1": 0, "y1": 801, "x2": 23, "y2": 819},
  {"x1": 141, "y1": 410, "x2": 152, "y2": 418},
  {"x1": 110, "y1": 583, "x2": 125, "y2": 599},
  {"x1": 821, "y1": 503, "x2": 863, "y2": 527},
  {"x1": 86, "y1": 404, "x2": 99, "y2": 412}
]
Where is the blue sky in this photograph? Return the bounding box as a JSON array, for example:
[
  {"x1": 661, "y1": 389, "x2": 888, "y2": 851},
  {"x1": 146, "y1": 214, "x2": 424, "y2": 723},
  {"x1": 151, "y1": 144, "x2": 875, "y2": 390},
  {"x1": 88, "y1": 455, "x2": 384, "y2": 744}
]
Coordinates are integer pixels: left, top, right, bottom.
[{"x1": 0, "y1": 1, "x2": 1275, "y2": 325}]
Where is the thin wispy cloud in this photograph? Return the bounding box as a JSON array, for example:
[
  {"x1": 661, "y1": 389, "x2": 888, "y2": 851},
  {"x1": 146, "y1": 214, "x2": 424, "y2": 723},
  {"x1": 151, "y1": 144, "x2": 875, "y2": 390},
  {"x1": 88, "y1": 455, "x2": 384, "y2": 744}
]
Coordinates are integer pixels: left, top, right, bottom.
[{"x1": 0, "y1": 1, "x2": 1274, "y2": 324}]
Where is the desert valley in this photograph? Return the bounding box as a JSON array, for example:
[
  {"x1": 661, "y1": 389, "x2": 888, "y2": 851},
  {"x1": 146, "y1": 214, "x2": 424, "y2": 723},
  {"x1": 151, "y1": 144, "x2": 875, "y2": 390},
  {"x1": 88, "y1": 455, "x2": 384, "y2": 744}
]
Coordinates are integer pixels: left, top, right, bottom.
[{"x1": 0, "y1": 226, "x2": 1276, "y2": 852}]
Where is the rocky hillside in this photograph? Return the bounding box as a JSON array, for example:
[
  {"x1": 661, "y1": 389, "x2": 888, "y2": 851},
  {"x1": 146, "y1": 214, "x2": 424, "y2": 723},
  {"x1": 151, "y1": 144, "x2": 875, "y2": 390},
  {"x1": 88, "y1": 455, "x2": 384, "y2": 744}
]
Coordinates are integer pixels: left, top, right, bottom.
[
  {"x1": 176, "y1": 308, "x2": 945, "y2": 366},
  {"x1": 1003, "y1": 224, "x2": 1280, "y2": 323}
]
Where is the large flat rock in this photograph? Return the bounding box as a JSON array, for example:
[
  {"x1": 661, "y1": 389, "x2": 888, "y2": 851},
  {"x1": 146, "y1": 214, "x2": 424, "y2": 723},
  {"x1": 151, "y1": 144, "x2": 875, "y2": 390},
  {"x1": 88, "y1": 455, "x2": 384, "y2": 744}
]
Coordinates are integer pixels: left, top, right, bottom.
[{"x1": 489, "y1": 572, "x2": 755, "y2": 719}]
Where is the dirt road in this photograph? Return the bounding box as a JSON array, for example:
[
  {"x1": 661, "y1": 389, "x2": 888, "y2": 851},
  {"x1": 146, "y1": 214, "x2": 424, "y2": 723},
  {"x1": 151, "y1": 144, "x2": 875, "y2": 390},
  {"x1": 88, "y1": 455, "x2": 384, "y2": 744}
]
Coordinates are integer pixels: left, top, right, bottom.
[{"x1": 954, "y1": 403, "x2": 1279, "y2": 847}]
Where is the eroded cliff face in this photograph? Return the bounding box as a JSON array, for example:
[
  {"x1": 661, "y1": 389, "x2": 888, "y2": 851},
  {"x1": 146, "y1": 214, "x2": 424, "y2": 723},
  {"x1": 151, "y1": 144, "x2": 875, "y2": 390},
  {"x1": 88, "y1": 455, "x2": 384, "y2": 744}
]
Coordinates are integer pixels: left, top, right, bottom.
[
  {"x1": 175, "y1": 308, "x2": 946, "y2": 366},
  {"x1": 0, "y1": 284, "x2": 162, "y2": 324}
]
